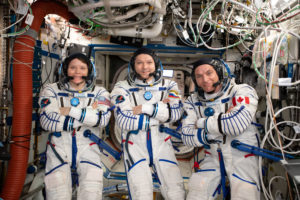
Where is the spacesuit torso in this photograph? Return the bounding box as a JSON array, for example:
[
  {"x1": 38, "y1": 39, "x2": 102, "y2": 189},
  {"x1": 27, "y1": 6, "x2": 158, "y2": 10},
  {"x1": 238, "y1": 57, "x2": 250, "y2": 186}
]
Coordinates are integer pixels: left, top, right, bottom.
[
  {"x1": 182, "y1": 80, "x2": 261, "y2": 200},
  {"x1": 39, "y1": 82, "x2": 111, "y2": 200},
  {"x1": 111, "y1": 78, "x2": 185, "y2": 200}
]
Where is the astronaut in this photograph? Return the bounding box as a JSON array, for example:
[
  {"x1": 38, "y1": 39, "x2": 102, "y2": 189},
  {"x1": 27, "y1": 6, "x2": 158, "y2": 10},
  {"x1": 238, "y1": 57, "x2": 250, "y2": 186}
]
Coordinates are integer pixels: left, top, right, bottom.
[
  {"x1": 110, "y1": 48, "x2": 185, "y2": 200},
  {"x1": 39, "y1": 53, "x2": 111, "y2": 200},
  {"x1": 181, "y1": 58, "x2": 260, "y2": 200}
]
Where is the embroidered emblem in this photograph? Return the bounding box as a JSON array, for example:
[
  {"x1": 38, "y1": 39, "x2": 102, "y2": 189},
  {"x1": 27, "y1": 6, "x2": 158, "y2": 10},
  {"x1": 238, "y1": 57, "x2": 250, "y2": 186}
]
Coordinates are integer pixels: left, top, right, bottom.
[
  {"x1": 115, "y1": 95, "x2": 125, "y2": 104},
  {"x1": 232, "y1": 96, "x2": 250, "y2": 106},
  {"x1": 168, "y1": 90, "x2": 180, "y2": 99},
  {"x1": 41, "y1": 98, "x2": 51, "y2": 108},
  {"x1": 144, "y1": 91, "x2": 152, "y2": 100},
  {"x1": 70, "y1": 97, "x2": 80, "y2": 107},
  {"x1": 96, "y1": 96, "x2": 111, "y2": 106}
]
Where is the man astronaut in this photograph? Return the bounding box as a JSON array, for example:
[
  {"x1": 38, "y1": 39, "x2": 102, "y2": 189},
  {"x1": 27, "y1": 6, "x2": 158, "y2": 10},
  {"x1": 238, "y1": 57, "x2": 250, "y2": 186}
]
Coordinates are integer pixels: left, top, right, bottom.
[
  {"x1": 181, "y1": 58, "x2": 260, "y2": 200},
  {"x1": 110, "y1": 48, "x2": 185, "y2": 200},
  {"x1": 39, "y1": 53, "x2": 111, "y2": 199}
]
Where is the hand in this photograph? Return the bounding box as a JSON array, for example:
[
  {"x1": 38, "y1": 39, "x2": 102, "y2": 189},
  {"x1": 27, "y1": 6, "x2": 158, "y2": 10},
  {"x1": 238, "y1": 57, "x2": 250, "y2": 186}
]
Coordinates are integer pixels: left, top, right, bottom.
[
  {"x1": 162, "y1": 98, "x2": 170, "y2": 104},
  {"x1": 60, "y1": 107, "x2": 71, "y2": 116},
  {"x1": 133, "y1": 105, "x2": 142, "y2": 115},
  {"x1": 226, "y1": 105, "x2": 234, "y2": 113},
  {"x1": 92, "y1": 101, "x2": 98, "y2": 109}
]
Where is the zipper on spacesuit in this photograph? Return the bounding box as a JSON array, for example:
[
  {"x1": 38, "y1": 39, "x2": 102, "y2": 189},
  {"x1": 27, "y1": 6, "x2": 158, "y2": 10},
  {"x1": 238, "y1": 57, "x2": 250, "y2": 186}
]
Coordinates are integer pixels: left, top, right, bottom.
[
  {"x1": 146, "y1": 130, "x2": 153, "y2": 167},
  {"x1": 71, "y1": 129, "x2": 79, "y2": 187},
  {"x1": 217, "y1": 144, "x2": 229, "y2": 199}
]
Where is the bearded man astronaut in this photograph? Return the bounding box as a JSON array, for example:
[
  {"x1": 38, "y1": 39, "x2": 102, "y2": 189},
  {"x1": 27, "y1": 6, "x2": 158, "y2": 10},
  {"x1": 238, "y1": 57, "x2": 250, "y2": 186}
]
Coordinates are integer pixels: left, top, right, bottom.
[{"x1": 181, "y1": 58, "x2": 260, "y2": 200}]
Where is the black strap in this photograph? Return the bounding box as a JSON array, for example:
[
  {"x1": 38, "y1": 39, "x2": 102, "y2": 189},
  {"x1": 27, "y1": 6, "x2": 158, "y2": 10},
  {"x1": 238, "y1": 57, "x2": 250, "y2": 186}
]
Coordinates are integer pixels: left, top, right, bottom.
[
  {"x1": 87, "y1": 98, "x2": 92, "y2": 106},
  {"x1": 57, "y1": 83, "x2": 65, "y2": 107},
  {"x1": 48, "y1": 134, "x2": 65, "y2": 164},
  {"x1": 160, "y1": 79, "x2": 165, "y2": 101},
  {"x1": 217, "y1": 113, "x2": 224, "y2": 135},
  {"x1": 132, "y1": 92, "x2": 138, "y2": 106},
  {"x1": 60, "y1": 97, "x2": 64, "y2": 107},
  {"x1": 165, "y1": 103, "x2": 172, "y2": 123},
  {"x1": 225, "y1": 103, "x2": 228, "y2": 113},
  {"x1": 93, "y1": 111, "x2": 102, "y2": 127},
  {"x1": 91, "y1": 85, "x2": 95, "y2": 92},
  {"x1": 198, "y1": 106, "x2": 203, "y2": 118},
  {"x1": 57, "y1": 82, "x2": 61, "y2": 90}
]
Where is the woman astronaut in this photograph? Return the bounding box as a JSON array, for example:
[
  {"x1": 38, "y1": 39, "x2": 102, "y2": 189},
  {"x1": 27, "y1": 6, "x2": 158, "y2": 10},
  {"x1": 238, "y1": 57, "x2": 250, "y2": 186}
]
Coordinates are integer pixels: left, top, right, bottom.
[
  {"x1": 39, "y1": 53, "x2": 111, "y2": 200},
  {"x1": 181, "y1": 58, "x2": 260, "y2": 200},
  {"x1": 110, "y1": 48, "x2": 185, "y2": 200}
]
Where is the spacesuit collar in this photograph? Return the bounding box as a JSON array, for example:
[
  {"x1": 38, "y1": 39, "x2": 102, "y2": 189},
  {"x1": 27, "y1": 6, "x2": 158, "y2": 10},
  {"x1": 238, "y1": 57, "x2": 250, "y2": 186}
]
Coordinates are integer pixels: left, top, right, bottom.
[
  {"x1": 65, "y1": 83, "x2": 88, "y2": 93},
  {"x1": 134, "y1": 77, "x2": 155, "y2": 86},
  {"x1": 204, "y1": 92, "x2": 219, "y2": 100}
]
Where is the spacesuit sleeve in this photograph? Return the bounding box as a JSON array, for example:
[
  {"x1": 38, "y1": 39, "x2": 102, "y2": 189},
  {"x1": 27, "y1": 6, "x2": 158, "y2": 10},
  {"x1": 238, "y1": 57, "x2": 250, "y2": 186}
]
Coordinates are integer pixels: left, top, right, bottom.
[
  {"x1": 39, "y1": 84, "x2": 83, "y2": 132},
  {"x1": 111, "y1": 84, "x2": 150, "y2": 131},
  {"x1": 206, "y1": 84, "x2": 258, "y2": 136},
  {"x1": 143, "y1": 80, "x2": 183, "y2": 123},
  {"x1": 181, "y1": 97, "x2": 207, "y2": 147},
  {"x1": 68, "y1": 89, "x2": 111, "y2": 128}
]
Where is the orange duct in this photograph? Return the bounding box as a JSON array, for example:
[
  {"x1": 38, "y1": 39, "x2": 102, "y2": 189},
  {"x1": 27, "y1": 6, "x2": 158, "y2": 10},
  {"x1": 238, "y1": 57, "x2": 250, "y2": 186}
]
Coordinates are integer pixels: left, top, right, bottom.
[{"x1": 0, "y1": 1, "x2": 75, "y2": 199}]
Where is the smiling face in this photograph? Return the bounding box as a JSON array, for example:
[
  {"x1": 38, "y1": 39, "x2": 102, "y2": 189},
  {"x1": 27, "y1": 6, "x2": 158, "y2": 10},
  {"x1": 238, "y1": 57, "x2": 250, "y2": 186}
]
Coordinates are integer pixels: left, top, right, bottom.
[
  {"x1": 134, "y1": 54, "x2": 156, "y2": 82},
  {"x1": 194, "y1": 64, "x2": 221, "y2": 93},
  {"x1": 67, "y1": 58, "x2": 88, "y2": 90}
]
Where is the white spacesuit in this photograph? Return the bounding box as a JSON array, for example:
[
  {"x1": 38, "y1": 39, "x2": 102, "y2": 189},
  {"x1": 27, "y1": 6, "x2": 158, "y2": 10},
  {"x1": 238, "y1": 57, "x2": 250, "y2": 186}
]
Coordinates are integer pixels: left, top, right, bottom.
[
  {"x1": 181, "y1": 58, "x2": 260, "y2": 200},
  {"x1": 110, "y1": 48, "x2": 185, "y2": 200},
  {"x1": 39, "y1": 53, "x2": 111, "y2": 200}
]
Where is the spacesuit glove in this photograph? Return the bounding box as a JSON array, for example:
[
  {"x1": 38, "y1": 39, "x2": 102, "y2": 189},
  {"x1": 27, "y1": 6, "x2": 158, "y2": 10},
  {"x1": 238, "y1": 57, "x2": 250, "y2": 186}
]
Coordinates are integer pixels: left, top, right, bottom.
[
  {"x1": 181, "y1": 128, "x2": 209, "y2": 147},
  {"x1": 196, "y1": 118, "x2": 206, "y2": 128}
]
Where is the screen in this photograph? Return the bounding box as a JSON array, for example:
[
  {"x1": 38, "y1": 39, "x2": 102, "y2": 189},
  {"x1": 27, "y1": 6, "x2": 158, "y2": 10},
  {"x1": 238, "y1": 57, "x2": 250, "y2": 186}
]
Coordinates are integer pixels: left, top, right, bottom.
[{"x1": 163, "y1": 69, "x2": 174, "y2": 78}]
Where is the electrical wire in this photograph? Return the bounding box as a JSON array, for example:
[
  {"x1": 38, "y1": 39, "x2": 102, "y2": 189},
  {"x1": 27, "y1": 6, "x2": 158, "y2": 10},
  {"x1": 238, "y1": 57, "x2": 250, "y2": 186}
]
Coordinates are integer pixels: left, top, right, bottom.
[{"x1": 1, "y1": 0, "x2": 32, "y2": 38}]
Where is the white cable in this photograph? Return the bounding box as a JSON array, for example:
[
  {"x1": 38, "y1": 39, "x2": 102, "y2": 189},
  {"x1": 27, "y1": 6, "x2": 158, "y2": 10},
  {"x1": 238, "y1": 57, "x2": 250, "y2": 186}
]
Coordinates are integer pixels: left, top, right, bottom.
[
  {"x1": 226, "y1": 0, "x2": 256, "y2": 14},
  {"x1": 268, "y1": 176, "x2": 286, "y2": 200}
]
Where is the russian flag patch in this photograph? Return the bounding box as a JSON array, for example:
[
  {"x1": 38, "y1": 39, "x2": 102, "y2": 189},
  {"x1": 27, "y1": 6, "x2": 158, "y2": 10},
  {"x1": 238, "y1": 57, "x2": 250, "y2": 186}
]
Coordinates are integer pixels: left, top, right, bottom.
[
  {"x1": 232, "y1": 96, "x2": 250, "y2": 106},
  {"x1": 168, "y1": 90, "x2": 180, "y2": 99}
]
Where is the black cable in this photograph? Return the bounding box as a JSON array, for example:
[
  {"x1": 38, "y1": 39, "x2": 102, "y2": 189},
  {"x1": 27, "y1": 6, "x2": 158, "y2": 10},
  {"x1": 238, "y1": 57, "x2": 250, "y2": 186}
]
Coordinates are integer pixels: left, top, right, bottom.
[{"x1": 11, "y1": 134, "x2": 31, "y2": 150}]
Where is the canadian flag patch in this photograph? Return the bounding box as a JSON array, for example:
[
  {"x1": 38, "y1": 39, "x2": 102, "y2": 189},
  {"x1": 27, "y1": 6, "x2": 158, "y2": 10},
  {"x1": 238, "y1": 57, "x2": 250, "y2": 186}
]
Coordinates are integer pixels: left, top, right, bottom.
[{"x1": 232, "y1": 96, "x2": 250, "y2": 106}]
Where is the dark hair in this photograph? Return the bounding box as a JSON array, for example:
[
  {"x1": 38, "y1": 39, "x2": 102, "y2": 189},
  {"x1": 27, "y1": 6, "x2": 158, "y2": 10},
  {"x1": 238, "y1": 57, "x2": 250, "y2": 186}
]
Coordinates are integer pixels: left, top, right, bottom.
[
  {"x1": 191, "y1": 58, "x2": 224, "y2": 85},
  {"x1": 129, "y1": 47, "x2": 160, "y2": 70},
  {"x1": 62, "y1": 53, "x2": 92, "y2": 77}
]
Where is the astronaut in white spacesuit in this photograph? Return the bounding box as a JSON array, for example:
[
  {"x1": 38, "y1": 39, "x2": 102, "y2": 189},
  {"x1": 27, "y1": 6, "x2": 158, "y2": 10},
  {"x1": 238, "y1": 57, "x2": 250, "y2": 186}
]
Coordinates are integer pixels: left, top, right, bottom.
[
  {"x1": 181, "y1": 58, "x2": 260, "y2": 200},
  {"x1": 111, "y1": 48, "x2": 185, "y2": 200},
  {"x1": 39, "y1": 53, "x2": 111, "y2": 200}
]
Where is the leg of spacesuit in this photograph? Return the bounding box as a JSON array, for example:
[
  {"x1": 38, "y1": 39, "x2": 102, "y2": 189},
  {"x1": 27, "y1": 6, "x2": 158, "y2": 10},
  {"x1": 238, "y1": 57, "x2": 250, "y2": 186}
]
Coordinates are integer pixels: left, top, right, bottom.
[
  {"x1": 187, "y1": 156, "x2": 221, "y2": 200},
  {"x1": 123, "y1": 136, "x2": 154, "y2": 200},
  {"x1": 154, "y1": 141, "x2": 185, "y2": 200},
  {"x1": 126, "y1": 158, "x2": 153, "y2": 200},
  {"x1": 77, "y1": 144, "x2": 103, "y2": 200},
  {"x1": 44, "y1": 148, "x2": 72, "y2": 200},
  {"x1": 229, "y1": 149, "x2": 260, "y2": 200}
]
